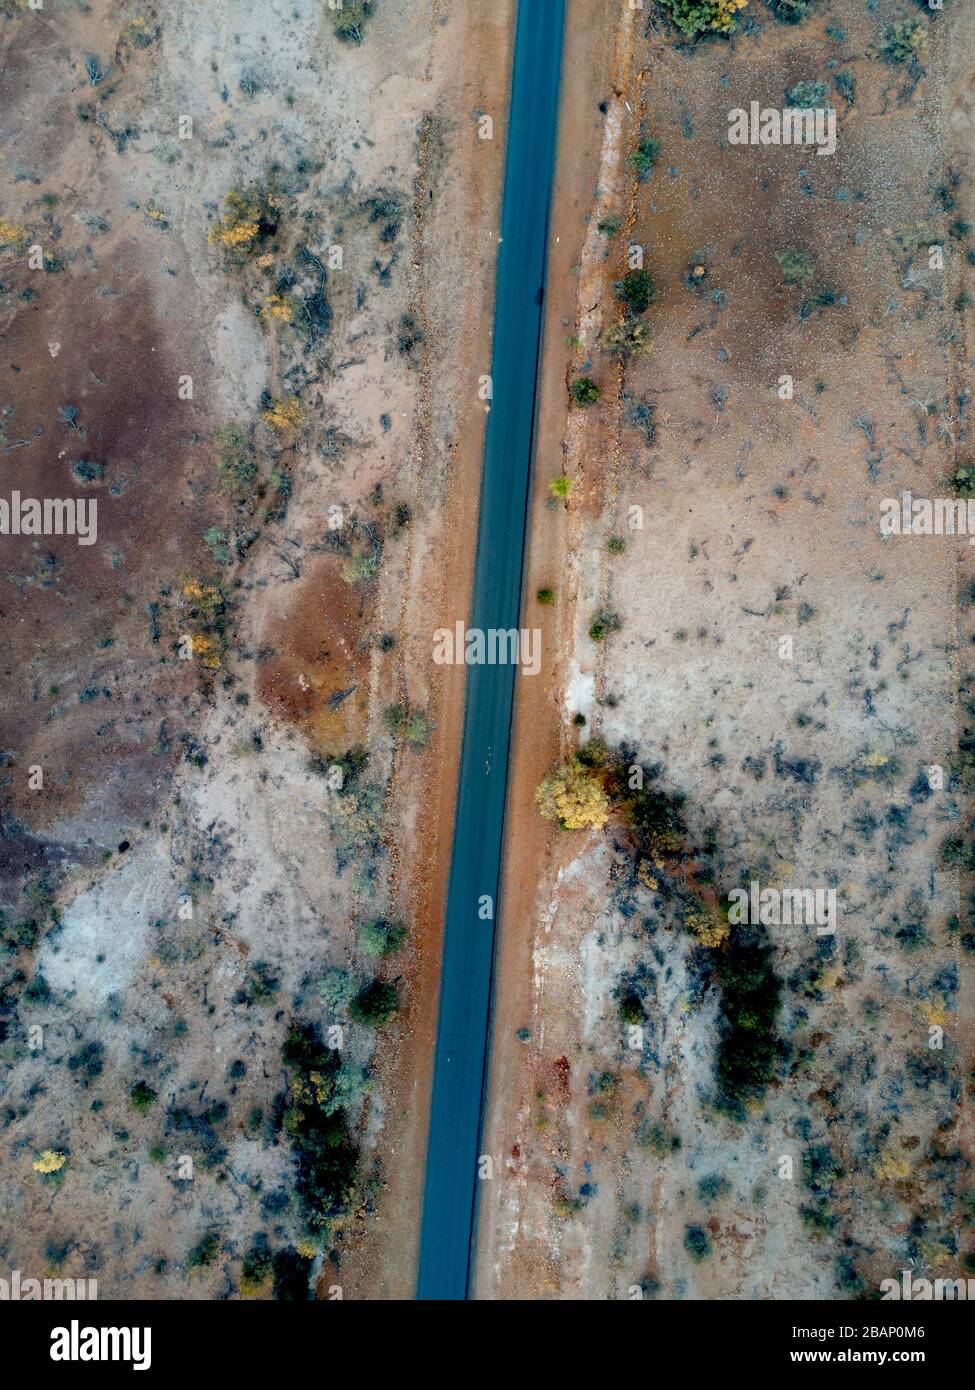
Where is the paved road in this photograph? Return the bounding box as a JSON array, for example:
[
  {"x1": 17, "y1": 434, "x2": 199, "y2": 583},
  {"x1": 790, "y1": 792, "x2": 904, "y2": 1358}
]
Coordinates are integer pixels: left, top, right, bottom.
[{"x1": 416, "y1": 0, "x2": 566, "y2": 1300}]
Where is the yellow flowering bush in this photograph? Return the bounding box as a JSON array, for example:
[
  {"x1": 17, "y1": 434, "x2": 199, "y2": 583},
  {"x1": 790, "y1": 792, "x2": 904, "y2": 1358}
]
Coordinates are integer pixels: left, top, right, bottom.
[
  {"x1": 536, "y1": 759, "x2": 610, "y2": 831},
  {"x1": 261, "y1": 396, "x2": 304, "y2": 432},
  {"x1": 658, "y1": 0, "x2": 747, "y2": 37},
  {"x1": 0, "y1": 219, "x2": 27, "y2": 250},
  {"x1": 33, "y1": 1150, "x2": 67, "y2": 1174},
  {"x1": 209, "y1": 188, "x2": 280, "y2": 254},
  {"x1": 261, "y1": 294, "x2": 293, "y2": 323},
  {"x1": 684, "y1": 906, "x2": 730, "y2": 949},
  {"x1": 181, "y1": 578, "x2": 229, "y2": 668}
]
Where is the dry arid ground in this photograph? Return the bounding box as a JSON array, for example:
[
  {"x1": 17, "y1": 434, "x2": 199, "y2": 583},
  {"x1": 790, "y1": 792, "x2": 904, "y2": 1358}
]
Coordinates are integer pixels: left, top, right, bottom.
[
  {"x1": 3, "y1": 0, "x2": 972, "y2": 1307},
  {"x1": 0, "y1": 0, "x2": 509, "y2": 1298},
  {"x1": 478, "y1": 0, "x2": 975, "y2": 1300}
]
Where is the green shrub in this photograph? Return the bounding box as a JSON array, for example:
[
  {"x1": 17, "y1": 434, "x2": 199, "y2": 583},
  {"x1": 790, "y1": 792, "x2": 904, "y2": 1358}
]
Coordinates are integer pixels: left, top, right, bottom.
[
  {"x1": 776, "y1": 248, "x2": 815, "y2": 283},
  {"x1": 657, "y1": 0, "x2": 747, "y2": 38},
  {"x1": 768, "y1": 0, "x2": 812, "y2": 22},
  {"x1": 359, "y1": 917, "x2": 408, "y2": 958},
  {"x1": 68, "y1": 1040, "x2": 104, "y2": 1084},
  {"x1": 570, "y1": 377, "x2": 601, "y2": 407},
  {"x1": 403, "y1": 712, "x2": 431, "y2": 747},
  {"x1": 203, "y1": 527, "x2": 230, "y2": 564},
  {"x1": 619, "y1": 991, "x2": 644, "y2": 1025},
  {"x1": 801, "y1": 1198, "x2": 835, "y2": 1233},
  {"x1": 1, "y1": 917, "x2": 40, "y2": 953},
  {"x1": 940, "y1": 832, "x2": 975, "y2": 870},
  {"x1": 697, "y1": 1174, "x2": 731, "y2": 1204},
  {"x1": 640, "y1": 1121, "x2": 681, "y2": 1157},
  {"x1": 882, "y1": 18, "x2": 927, "y2": 64},
  {"x1": 130, "y1": 1081, "x2": 158, "y2": 1114},
  {"x1": 236, "y1": 961, "x2": 279, "y2": 1006},
  {"x1": 215, "y1": 424, "x2": 258, "y2": 502},
  {"x1": 318, "y1": 968, "x2": 355, "y2": 1013},
  {"x1": 240, "y1": 1234, "x2": 273, "y2": 1291},
  {"x1": 350, "y1": 980, "x2": 399, "y2": 1027},
  {"x1": 684, "y1": 1225, "x2": 711, "y2": 1261},
  {"x1": 187, "y1": 1228, "x2": 222, "y2": 1269},
  {"x1": 341, "y1": 552, "x2": 379, "y2": 586},
  {"x1": 332, "y1": 1, "x2": 372, "y2": 44},
  {"x1": 602, "y1": 318, "x2": 652, "y2": 356},
  {"x1": 948, "y1": 465, "x2": 975, "y2": 498},
  {"x1": 614, "y1": 269, "x2": 657, "y2": 314},
  {"x1": 785, "y1": 80, "x2": 828, "y2": 109},
  {"x1": 627, "y1": 139, "x2": 660, "y2": 180},
  {"x1": 536, "y1": 587, "x2": 556, "y2": 604},
  {"x1": 383, "y1": 703, "x2": 430, "y2": 746},
  {"x1": 72, "y1": 459, "x2": 104, "y2": 484},
  {"x1": 713, "y1": 926, "x2": 783, "y2": 1115},
  {"x1": 281, "y1": 1022, "x2": 361, "y2": 1244},
  {"x1": 588, "y1": 609, "x2": 622, "y2": 642}
]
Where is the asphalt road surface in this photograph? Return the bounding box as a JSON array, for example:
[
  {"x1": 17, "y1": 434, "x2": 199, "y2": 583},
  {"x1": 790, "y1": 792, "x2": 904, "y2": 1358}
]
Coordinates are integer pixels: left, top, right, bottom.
[{"x1": 416, "y1": 0, "x2": 566, "y2": 1301}]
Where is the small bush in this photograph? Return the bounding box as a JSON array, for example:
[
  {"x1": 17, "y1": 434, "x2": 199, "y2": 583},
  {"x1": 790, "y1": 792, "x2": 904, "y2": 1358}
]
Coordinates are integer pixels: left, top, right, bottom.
[
  {"x1": 570, "y1": 377, "x2": 600, "y2": 407},
  {"x1": 768, "y1": 0, "x2": 812, "y2": 22},
  {"x1": 627, "y1": 139, "x2": 660, "y2": 180},
  {"x1": 68, "y1": 1041, "x2": 104, "y2": 1084},
  {"x1": 882, "y1": 18, "x2": 927, "y2": 64},
  {"x1": 940, "y1": 832, "x2": 975, "y2": 871},
  {"x1": 619, "y1": 991, "x2": 644, "y2": 1025},
  {"x1": 342, "y1": 552, "x2": 379, "y2": 586},
  {"x1": 187, "y1": 1229, "x2": 222, "y2": 1269},
  {"x1": 236, "y1": 961, "x2": 279, "y2": 1006},
  {"x1": 359, "y1": 917, "x2": 408, "y2": 958},
  {"x1": 776, "y1": 248, "x2": 815, "y2": 283},
  {"x1": 240, "y1": 1234, "x2": 273, "y2": 1293},
  {"x1": 536, "y1": 587, "x2": 556, "y2": 604},
  {"x1": 698, "y1": 1174, "x2": 732, "y2": 1204},
  {"x1": 588, "y1": 609, "x2": 622, "y2": 642},
  {"x1": 602, "y1": 319, "x2": 652, "y2": 356},
  {"x1": 383, "y1": 703, "x2": 430, "y2": 746},
  {"x1": 684, "y1": 1225, "x2": 711, "y2": 1261},
  {"x1": 318, "y1": 968, "x2": 355, "y2": 1014},
  {"x1": 215, "y1": 424, "x2": 258, "y2": 502},
  {"x1": 332, "y1": 1, "x2": 372, "y2": 44},
  {"x1": 614, "y1": 269, "x2": 657, "y2": 314},
  {"x1": 72, "y1": 459, "x2": 104, "y2": 485},
  {"x1": 947, "y1": 465, "x2": 975, "y2": 499},
  {"x1": 802, "y1": 1199, "x2": 835, "y2": 1233},
  {"x1": 657, "y1": 0, "x2": 748, "y2": 38},
  {"x1": 785, "y1": 80, "x2": 828, "y2": 109},
  {"x1": 350, "y1": 980, "x2": 400, "y2": 1027},
  {"x1": 130, "y1": 1081, "x2": 158, "y2": 1114}
]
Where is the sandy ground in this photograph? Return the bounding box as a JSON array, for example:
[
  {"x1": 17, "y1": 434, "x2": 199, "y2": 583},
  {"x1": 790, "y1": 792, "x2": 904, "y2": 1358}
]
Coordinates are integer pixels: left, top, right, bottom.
[
  {"x1": 0, "y1": 0, "x2": 508, "y2": 1298},
  {"x1": 3, "y1": 0, "x2": 971, "y2": 1304},
  {"x1": 478, "y1": 0, "x2": 974, "y2": 1300}
]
